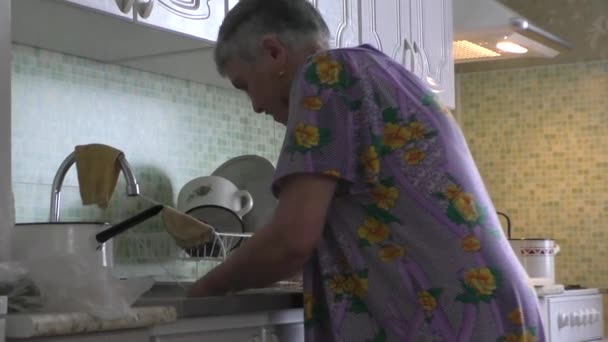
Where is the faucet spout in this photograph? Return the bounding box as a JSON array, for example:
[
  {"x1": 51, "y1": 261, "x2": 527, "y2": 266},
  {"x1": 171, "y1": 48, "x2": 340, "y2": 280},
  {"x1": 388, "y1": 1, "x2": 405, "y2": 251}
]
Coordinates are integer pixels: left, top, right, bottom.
[{"x1": 49, "y1": 152, "x2": 140, "y2": 222}]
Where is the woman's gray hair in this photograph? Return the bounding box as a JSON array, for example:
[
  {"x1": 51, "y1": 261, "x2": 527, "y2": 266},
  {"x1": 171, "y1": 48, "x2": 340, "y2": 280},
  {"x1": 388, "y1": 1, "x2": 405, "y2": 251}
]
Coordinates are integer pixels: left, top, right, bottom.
[{"x1": 214, "y1": 0, "x2": 330, "y2": 75}]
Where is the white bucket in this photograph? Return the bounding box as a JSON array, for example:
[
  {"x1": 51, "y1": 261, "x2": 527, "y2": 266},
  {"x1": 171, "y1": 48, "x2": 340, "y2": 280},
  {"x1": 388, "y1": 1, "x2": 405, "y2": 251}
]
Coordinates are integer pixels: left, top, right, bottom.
[{"x1": 509, "y1": 238, "x2": 560, "y2": 284}]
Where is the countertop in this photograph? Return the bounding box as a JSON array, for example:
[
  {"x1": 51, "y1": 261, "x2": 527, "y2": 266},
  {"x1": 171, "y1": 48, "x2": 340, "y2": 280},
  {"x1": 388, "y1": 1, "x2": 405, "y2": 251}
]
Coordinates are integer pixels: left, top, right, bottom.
[
  {"x1": 4, "y1": 284, "x2": 303, "y2": 339},
  {"x1": 135, "y1": 284, "x2": 304, "y2": 318},
  {"x1": 6, "y1": 306, "x2": 176, "y2": 339}
]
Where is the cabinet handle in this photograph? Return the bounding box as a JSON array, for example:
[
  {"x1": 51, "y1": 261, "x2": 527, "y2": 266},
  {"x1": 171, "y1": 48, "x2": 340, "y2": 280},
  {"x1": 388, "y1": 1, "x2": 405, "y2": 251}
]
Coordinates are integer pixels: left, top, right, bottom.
[
  {"x1": 135, "y1": 0, "x2": 155, "y2": 18},
  {"x1": 412, "y1": 40, "x2": 422, "y2": 75},
  {"x1": 116, "y1": 0, "x2": 135, "y2": 13},
  {"x1": 402, "y1": 39, "x2": 414, "y2": 72}
]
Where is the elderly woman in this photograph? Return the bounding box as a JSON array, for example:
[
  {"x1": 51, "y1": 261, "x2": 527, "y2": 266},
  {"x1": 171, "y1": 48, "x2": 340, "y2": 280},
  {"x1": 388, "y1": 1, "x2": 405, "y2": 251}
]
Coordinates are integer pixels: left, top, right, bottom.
[{"x1": 187, "y1": 0, "x2": 544, "y2": 340}]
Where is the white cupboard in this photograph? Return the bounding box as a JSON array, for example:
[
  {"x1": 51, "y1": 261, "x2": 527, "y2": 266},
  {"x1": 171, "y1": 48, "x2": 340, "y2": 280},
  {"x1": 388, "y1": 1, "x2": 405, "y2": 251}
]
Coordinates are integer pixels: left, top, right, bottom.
[
  {"x1": 409, "y1": 0, "x2": 455, "y2": 108},
  {"x1": 9, "y1": 0, "x2": 455, "y2": 107},
  {"x1": 11, "y1": 0, "x2": 214, "y2": 62},
  {"x1": 309, "y1": 0, "x2": 360, "y2": 49},
  {"x1": 315, "y1": 0, "x2": 455, "y2": 108},
  {"x1": 61, "y1": 0, "x2": 135, "y2": 19},
  {"x1": 133, "y1": 0, "x2": 229, "y2": 42}
]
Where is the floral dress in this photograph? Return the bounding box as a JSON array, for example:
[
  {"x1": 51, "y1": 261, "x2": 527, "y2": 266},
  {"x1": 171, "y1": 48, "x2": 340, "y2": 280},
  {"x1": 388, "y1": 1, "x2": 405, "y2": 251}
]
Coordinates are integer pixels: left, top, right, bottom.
[{"x1": 272, "y1": 45, "x2": 544, "y2": 342}]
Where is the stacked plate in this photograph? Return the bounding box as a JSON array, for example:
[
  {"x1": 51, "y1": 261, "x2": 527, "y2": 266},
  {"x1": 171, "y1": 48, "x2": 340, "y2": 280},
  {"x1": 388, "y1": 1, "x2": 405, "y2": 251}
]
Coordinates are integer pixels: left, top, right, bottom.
[
  {"x1": 212, "y1": 155, "x2": 277, "y2": 233},
  {"x1": 176, "y1": 155, "x2": 277, "y2": 256}
]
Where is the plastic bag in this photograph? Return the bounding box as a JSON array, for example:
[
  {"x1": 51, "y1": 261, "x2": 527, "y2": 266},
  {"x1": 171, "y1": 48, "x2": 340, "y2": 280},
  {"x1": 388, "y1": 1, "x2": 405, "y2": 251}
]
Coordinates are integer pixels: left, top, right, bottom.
[{"x1": 1, "y1": 253, "x2": 154, "y2": 320}]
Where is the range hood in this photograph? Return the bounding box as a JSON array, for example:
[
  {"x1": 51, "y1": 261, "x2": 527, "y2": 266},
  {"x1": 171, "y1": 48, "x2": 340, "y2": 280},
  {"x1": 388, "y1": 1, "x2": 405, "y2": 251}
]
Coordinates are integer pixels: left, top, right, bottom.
[{"x1": 453, "y1": 0, "x2": 573, "y2": 63}]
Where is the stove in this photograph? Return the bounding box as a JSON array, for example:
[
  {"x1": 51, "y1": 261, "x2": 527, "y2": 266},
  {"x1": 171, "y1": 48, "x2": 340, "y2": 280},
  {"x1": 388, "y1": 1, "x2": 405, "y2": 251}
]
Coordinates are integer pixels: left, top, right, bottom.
[{"x1": 536, "y1": 287, "x2": 604, "y2": 342}]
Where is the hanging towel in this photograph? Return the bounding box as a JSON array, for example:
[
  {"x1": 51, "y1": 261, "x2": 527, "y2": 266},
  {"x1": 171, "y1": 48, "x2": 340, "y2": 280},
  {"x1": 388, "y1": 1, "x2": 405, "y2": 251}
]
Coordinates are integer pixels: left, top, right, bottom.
[
  {"x1": 161, "y1": 206, "x2": 213, "y2": 249},
  {"x1": 74, "y1": 144, "x2": 123, "y2": 208}
]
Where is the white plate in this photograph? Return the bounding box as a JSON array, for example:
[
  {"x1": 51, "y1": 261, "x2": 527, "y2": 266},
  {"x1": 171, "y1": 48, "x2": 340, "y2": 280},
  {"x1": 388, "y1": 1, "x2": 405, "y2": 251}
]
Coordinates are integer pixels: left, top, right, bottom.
[{"x1": 212, "y1": 155, "x2": 277, "y2": 233}]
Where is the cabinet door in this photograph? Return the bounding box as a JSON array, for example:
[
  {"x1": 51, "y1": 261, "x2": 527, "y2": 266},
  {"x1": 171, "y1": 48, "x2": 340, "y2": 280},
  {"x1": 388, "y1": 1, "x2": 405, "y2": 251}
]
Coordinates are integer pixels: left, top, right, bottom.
[
  {"x1": 153, "y1": 327, "x2": 262, "y2": 342},
  {"x1": 61, "y1": 0, "x2": 134, "y2": 19},
  {"x1": 359, "y1": 0, "x2": 413, "y2": 66},
  {"x1": 409, "y1": 0, "x2": 455, "y2": 108},
  {"x1": 310, "y1": 0, "x2": 359, "y2": 48},
  {"x1": 134, "y1": 0, "x2": 227, "y2": 42}
]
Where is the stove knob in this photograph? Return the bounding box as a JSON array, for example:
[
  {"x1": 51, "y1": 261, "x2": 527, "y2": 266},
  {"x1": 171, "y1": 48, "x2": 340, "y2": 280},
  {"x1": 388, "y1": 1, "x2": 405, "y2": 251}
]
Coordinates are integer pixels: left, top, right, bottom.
[
  {"x1": 582, "y1": 309, "x2": 590, "y2": 325},
  {"x1": 558, "y1": 313, "x2": 569, "y2": 328},
  {"x1": 571, "y1": 312, "x2": 581, "y2": 326},
  {"x1": 590, "y1": 309, "x2": 600, "y2": 323}
]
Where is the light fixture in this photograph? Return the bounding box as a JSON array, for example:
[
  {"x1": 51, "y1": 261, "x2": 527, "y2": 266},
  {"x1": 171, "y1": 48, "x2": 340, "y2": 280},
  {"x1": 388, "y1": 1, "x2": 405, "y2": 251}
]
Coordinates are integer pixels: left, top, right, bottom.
[{"x1": 496, "y1": 41, "x2": 528, "y2": 54}]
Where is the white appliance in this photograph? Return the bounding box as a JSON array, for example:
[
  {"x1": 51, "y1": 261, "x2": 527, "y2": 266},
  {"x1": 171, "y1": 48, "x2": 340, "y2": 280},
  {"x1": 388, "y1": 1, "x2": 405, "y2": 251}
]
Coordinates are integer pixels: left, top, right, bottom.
[
  {"x1": 537, "y1": 288, "x2": 604, "y2": 342},
  {"x1": 453, "y1": 0, "x2": 573, "y2": 63}
]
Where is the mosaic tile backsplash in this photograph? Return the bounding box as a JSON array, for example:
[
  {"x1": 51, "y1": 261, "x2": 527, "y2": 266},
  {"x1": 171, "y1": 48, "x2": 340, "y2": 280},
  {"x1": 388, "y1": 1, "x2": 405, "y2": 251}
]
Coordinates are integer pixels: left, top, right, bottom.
[
  {"x1": 11, "y1": 44, "x2": 284, "y2": 271},
  {"x1": 457, "y1": 59, "x2": 608, "y2": 288}
]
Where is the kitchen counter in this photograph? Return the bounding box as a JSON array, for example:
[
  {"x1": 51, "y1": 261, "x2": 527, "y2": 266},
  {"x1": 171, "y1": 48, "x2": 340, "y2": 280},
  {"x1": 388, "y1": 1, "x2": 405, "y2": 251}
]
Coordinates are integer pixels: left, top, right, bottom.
[
  {"x1": 135, "y1": 284, "x2": 304, "y2": 318},
  {"x1": 4, "y1": 284, "x2": 303, "y2": 340},
  {"x1": 6, "y1": 306, "x2": 176, "y2": 339}
]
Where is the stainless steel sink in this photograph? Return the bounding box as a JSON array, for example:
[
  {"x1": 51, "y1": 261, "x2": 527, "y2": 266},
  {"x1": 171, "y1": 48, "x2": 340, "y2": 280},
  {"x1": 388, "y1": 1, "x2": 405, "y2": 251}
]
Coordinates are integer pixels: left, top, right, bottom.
[{"x1": 135, "y1": 283, "x2": 303, "y2": 318}]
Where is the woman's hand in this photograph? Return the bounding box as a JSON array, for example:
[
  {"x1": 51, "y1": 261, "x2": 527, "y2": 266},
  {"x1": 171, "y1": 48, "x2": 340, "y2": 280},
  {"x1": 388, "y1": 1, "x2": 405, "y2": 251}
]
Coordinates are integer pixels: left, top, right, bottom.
[{"x1": 186, "y1": 275, "x2": 226, "y2": 297}]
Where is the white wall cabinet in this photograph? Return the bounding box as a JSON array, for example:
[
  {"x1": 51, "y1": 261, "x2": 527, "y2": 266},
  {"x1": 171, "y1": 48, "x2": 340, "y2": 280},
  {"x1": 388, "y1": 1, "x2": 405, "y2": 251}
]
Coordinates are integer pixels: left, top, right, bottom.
[
  {"x1": 309, "y1": 0, "x2": 360, "y2": 49},
  {"x1": 313, "y1": 0, "x2": 455, "y2": 108},
  {"x1": 9, "y1": 0, "x2": 455, "y2": 108},
  {"x1": 409, "y1": 0, "x2": 455, "y2": 108},
  {"x1": 11, "y1": 0, "x2": 216, "y2": 63},
  {"x1": 133, "y1": 0, "x2": 228, "y2": 42},
  {"x1": 61, "y1": 0, "x2": 135, "y2": 19}
]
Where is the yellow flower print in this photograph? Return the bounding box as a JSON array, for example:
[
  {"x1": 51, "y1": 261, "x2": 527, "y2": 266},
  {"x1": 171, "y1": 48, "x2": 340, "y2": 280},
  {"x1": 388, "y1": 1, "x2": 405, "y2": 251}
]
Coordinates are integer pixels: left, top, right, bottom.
[
  {"x1": 360, "y1": 146, "x2": 380, "y2": 177},
  {"x1": 336, "y1": 255, "x2": 351, "y2": 271},
  {"x1": 349, "y1": 275, "x2": 368, "y2": 298},
  {"x1": 302, "y1": 96, "x2": 323, "y2": 111},
  {"x1": 379, "y1": 244, "x2": 405, "y2": 262},
  {"x1": 454, "y1": 192, "x2": 479, "y2": 222},
  {"x1": 403, "y1": 148, "x2": 426, "y2": 165},
  {"x1": 418, "y1": 291, "x2": 438, "y2": 312},
  {"x1": 445, "y1": 184, "x2": 463, "y2": 200},
  {"x1": 408, "y1": 121, "x2": 427, "y2": 140},
  {"x1": 314, "y1": 54, "x2": 342, "y2": 85},
  {"x1": 358, "y1": 218, "x2": 390, "y2": 243},
  {"x1": 383, "y1": 123, "x2": 412, "y2": 149},
  {"x1": 304, "y1": 293, "x2": 314, "y2": 320},
  {"x1": 328, "y1": 275, "x2": 354, "y2": 294},
  {"x1": 371, "y1": 183, "x2": 399, "y2": 210},
  {"x1": 462, "y1": 234, "x2": 481, "y2": 252},
  {"x1": 322, "y1": 170, "x2": 341, "y2": 178},
  {"x1": 464, "y1": 268, "x2": 497, "y2": 296},
  {"x1": 504, "y1": 332, "x2": 537, "y2": 342},
  {"x1": 313, "y1": 54, "x2": 331, "y2": 64},
  {"x1": 294, "y1": 122, "x2": 320, "y2": 149},
  {"x1": 508, "y1": 308, "x2": 524, "y2": 325}
]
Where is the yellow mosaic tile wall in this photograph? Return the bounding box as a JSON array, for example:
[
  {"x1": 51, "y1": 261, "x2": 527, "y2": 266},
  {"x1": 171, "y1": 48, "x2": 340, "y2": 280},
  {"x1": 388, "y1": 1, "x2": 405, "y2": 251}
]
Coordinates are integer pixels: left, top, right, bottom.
[{"x1": 457, "y1": 59, "x2": 608, "y2": 288}]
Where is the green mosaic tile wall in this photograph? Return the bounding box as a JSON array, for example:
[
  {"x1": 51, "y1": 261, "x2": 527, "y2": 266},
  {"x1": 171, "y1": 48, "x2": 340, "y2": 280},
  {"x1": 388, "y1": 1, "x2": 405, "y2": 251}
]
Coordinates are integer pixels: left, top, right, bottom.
[
  {"x1": 458, "y1": 59, "x2": 608, "y2": 288},
  {"x1": 11, "y1": 44, "x2": 284, "y2": 264}
]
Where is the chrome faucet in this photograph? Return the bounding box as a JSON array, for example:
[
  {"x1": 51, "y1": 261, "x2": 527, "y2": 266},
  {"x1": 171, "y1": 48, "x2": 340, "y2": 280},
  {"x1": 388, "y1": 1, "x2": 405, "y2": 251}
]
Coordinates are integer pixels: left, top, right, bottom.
[{"x1": 49, "y1": 152, "x2": 140, "y2": 222}]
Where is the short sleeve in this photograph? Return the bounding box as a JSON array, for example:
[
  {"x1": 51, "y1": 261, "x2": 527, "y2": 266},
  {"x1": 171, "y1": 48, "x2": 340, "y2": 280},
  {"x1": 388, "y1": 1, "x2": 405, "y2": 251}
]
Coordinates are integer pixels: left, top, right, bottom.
[{"x1": 272, "y1": 50, "x2": 367, "y2": 197}]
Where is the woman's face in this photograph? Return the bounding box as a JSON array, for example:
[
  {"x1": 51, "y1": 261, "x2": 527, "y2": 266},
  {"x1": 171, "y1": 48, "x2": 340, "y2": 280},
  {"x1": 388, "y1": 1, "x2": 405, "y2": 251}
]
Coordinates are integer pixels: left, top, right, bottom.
[{"x1": 223, "y1": 37, "x2": 293, "y2": 124}]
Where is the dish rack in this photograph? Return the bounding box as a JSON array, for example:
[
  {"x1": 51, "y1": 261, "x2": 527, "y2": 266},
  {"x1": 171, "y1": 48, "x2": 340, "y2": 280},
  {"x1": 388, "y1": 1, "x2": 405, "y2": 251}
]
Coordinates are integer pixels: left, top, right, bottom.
[{"x1": 115, "y1": 230, "x2": 303, "y2": 289}]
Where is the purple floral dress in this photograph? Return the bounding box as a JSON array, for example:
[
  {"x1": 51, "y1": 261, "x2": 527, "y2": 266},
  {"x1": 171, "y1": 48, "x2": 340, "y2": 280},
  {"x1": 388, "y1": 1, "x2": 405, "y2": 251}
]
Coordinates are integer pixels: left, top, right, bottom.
[{"x1": 272, "y1": 45, "x2": 544, "y2": 342}]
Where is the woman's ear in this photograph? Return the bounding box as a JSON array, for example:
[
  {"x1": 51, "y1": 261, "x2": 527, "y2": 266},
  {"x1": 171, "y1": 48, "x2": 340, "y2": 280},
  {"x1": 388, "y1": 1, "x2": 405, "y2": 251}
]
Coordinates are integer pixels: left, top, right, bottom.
[{"x1": 261, "y1": 35, "x2": 289, "y2": 70}]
